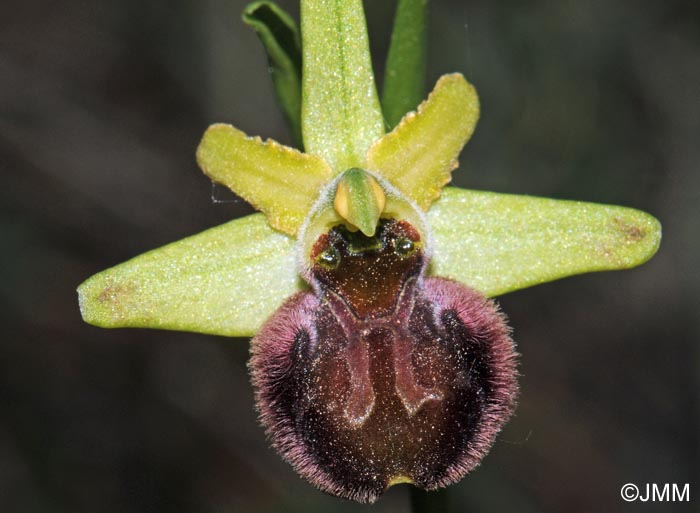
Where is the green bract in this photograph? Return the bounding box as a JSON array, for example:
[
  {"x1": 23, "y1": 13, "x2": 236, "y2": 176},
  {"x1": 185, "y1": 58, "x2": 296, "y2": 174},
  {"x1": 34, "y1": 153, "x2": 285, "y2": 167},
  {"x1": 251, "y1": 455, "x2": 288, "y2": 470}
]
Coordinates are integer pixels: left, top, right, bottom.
[{"x1": 78, "y1": 0, "x2": 661, "y2": 338}]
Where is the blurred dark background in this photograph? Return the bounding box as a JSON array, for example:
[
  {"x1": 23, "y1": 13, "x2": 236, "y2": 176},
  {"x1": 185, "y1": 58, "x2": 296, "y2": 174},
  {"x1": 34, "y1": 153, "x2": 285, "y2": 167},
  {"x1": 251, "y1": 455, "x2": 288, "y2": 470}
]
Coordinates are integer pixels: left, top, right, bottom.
[{"x1": 1, "y1": 0, "x2": 698, "y2": 512}]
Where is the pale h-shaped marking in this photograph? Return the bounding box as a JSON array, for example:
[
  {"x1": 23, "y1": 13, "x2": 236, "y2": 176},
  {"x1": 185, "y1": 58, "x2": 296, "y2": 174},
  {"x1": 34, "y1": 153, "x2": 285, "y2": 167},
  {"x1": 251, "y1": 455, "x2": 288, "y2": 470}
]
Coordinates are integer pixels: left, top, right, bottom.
[{"x1": 322, "y1": 277, "x2": 443, "y2": 428}]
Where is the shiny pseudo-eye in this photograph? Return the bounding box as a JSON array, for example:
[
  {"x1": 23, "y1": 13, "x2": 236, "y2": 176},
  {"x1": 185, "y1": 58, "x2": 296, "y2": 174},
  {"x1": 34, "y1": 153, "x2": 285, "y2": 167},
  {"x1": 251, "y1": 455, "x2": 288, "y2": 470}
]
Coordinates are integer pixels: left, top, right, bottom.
[{"x1": 250, "y1": 219, "x2": 518, "y2": 503}]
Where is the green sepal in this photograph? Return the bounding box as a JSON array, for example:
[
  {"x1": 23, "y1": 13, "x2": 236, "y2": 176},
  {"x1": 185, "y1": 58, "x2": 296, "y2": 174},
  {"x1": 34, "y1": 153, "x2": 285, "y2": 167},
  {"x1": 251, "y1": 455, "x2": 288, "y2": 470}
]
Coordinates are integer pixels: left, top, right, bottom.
[
  {"x1": 427, "y1": 187, "x2": 662, "y2": 297},
  {"x1": 196, "y1": 123, "x2": 333, "y2": 235},
  {"x1": 243, "y1": 1, "x2": 303, "y2": 147},
  {"x1": 77, "y1": 214, "x2": 302, "y2": 337},
  {"x1": 382, "y1": 0, "x2": 429, "y2": 129},
  {"x1": 368, "y1": 73, "x2": 479, "y2": 210},
  {"x1": 301, "y1": 0, "x2": 384, "y2": 171}
]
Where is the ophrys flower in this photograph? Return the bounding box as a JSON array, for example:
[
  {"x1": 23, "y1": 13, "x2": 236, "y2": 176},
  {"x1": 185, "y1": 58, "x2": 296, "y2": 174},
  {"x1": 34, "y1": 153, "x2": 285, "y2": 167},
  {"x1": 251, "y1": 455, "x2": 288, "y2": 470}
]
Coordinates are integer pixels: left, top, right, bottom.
[{"x1": 77, "y1": 0, "x2": 661, "y2": 504}]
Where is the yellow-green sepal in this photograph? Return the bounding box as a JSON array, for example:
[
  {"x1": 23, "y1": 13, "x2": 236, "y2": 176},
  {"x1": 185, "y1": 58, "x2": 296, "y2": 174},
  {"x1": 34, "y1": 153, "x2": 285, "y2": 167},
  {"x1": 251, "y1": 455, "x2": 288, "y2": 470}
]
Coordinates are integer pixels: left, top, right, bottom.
[
  {"x1": 77, "y1": 214, "x2": 302, "y2": 337},
  {"x1": 367, "y1": 73, "x2": 479, "y2": 210},
  {"x1": 428, "y1": 187, "x2": 661, "y2": 297},
  {"x1": 196, "y1": 123, "x2": 333, "y2": 235},
  {"x1": 300, "y1": 0, "x2": 384, "y2": 171}
]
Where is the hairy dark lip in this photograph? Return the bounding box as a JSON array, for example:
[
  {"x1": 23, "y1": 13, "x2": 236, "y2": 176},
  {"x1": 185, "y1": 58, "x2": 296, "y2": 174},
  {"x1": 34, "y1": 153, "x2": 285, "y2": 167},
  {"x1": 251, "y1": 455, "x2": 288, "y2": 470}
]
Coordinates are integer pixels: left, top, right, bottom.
[{"x1": 250, "y1": 219, "x2": 519, "y2": 503}]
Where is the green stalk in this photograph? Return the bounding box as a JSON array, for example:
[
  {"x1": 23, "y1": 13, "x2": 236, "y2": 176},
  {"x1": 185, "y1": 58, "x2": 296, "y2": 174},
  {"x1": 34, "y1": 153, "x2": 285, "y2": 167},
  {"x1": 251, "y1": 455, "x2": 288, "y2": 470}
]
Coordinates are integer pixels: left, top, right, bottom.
[{"x1": 382, "y1": 0, "x2": 430, "y2": 128}]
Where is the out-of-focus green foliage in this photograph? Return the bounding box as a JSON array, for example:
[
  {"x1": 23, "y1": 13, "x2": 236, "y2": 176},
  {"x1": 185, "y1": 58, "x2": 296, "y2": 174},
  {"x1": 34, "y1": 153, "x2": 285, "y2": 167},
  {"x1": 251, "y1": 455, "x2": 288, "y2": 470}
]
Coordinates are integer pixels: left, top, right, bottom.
[
  {"x1": 382, "y1": 0, "x2": 429, "y2": 128},
  {"x1": 243, "y1": 2, "x2": 303, "y2": 147}
]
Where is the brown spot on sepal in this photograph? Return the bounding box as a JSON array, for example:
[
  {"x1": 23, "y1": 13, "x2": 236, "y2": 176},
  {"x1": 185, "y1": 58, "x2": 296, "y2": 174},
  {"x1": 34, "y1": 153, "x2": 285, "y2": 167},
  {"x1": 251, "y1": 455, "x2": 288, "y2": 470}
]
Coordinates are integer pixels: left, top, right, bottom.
[{"x1": 613, "y1": 217, "x2": 647, "y2": 242}]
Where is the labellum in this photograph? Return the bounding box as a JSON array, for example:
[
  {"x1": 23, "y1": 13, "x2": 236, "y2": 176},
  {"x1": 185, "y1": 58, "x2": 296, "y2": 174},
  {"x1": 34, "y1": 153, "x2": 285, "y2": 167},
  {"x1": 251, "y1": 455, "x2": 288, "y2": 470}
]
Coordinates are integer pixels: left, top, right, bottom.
[{"x1": 250, "y1": 177, "x2": 519, "y2": 503}]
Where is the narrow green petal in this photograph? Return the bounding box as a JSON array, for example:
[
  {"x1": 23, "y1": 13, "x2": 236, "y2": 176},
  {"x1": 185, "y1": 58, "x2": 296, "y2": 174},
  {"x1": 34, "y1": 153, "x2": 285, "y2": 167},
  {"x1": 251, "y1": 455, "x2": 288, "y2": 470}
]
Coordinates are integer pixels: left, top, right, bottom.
[
  {"x1": 196, "y1": 123, "x2": 333, "y2": 235},
  {"x1": 382, "y1": 0, "x2": 429, "y2": 129},
  {"x1": 428, "y1": 187, "x2": 661, "y2": 297},
  {"x1": 301, "y1": 0, "x2": 384, "y2": 172},
  {"x1": 78, "y1": 214, "x2": 302, "y2": 337},
  {"x1": 243, "y1": 2, "x2": 303, "y2": 147},
  {"x1": 367, "y1": 74, "x2": 479, "y2": 211}
]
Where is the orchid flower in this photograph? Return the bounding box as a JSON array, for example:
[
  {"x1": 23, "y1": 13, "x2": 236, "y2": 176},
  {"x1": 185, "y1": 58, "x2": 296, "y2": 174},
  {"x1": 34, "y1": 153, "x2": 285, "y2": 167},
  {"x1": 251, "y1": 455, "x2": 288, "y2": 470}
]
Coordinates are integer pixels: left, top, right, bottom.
[{"x1": 77, "y1": 0, "x2": 660, "y2": 504}]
